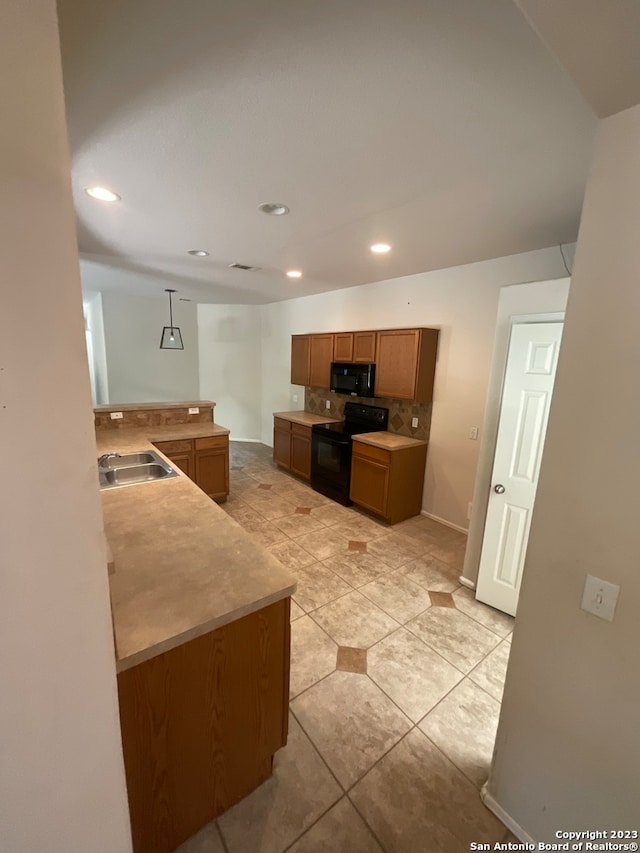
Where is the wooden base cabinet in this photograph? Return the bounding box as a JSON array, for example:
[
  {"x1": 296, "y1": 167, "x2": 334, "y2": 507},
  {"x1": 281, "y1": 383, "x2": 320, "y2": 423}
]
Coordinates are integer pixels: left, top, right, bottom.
[
  {"x1": 118, "y1": 599, "x2": 291, "y2": 853},
  {"x1": 153, "y1": 435, "x2": 229, "y2": 501},
  {"x1": 273, "y1": 417, "x2": 312, "y2": 481},
  {"x1": 350, "y1": 440, "x2": 428, "y2": 524}
]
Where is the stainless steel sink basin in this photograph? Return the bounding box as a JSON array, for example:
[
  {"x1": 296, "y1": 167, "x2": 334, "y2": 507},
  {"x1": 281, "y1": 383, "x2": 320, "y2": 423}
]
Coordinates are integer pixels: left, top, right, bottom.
[
  {"x1": 98, "y1": 449, "x2": 178, "y2": 489},
  {"x1": 99, "y1": 451, "x2": 156, "y2": 469}
]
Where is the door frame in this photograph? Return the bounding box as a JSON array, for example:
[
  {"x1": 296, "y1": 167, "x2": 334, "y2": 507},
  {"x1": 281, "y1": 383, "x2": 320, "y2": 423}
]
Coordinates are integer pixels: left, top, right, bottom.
[{"x1": 461, "y1": 297, "x2": 567, "y2": 591}]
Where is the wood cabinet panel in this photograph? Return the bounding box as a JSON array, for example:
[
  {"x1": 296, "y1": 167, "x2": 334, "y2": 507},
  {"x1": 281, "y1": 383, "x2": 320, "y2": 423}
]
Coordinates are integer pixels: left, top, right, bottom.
[
  {"x1": 374, "y1": 329, "x2": 421, "y2": 399},
  {"x1": 118, "y1": 599, "x2": 291, "y2": 853},
  {"x1": 168, "y1": 451, "x2": 195, "y2": 481},
  {"x1": 309, "y1": 334, "x2": 334, "y2": 388},
  {"x1": 195, "y1": 447, "x2": 229, "y2": 500},
  {"x1": 153, "y1": 439, "x2": 194, "y2": 455},
  {"x1": 195, "y1": 435, "x2": 227, "y2": 451},
  {"x1": 290, "y1": 424, "x2": 312, "y2": 480},
  {"x1": 273, "y1": 419, "x2": 292, "y2": 470},
  {"x1": 291, "y1": 335, "x2": 311, "y2": 386},
  {"x1": 333, "y1": 333, "x2": 353, "y2": 362},
  {"x1": 353, "y1": 331, "x2": 377, "y2": 362},
  {"x1": 350, "y1": 455, "x2": 390, "y2": 516}
]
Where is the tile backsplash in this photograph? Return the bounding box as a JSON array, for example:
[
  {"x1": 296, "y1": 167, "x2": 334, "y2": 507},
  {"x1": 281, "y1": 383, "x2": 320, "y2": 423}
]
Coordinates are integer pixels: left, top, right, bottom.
[
  {"x1": 305, "y1": 388, "x2": 432, "y2": 442},
  {"x1": 94, "y1": 404, "x2": 214, "y2": 429}
]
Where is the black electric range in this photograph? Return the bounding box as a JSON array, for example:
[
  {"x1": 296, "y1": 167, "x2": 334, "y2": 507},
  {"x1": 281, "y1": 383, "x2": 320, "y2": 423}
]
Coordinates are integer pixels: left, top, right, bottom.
[{"x1": 310, "y1": 402, "x2": 389, "y2": 505}]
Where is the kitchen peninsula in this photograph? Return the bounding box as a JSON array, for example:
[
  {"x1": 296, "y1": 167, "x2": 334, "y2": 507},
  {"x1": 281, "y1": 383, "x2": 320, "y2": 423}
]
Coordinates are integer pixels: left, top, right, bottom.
[{"x1": 96, "y1": 402, "x2": 296, "y2": 853}]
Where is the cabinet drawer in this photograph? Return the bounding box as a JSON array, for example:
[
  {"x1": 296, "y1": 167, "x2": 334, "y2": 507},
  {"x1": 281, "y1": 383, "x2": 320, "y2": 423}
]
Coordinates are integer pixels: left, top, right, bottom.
[
  {"x1": 153, "y1": 439, "x2": 194, "y2": 454},
  {"x1": 291, "y1": 422, "x2": 311, "y2": 437},
  {"x1": 274, "y1": 417, "x2": 292, "y2": 432},
  {"x1": 352, "y1": 441, "x2": 391, "y2": 465},
  {"x1": 195, "y1": 435, "x2": 228, "y2": 451}
]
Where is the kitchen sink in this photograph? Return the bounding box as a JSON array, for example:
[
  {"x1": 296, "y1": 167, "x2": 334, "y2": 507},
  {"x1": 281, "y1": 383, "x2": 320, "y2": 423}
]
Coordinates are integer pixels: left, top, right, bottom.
[
  {"x1": 99, "y1": 451, "x2": 156, "y2": 469},
  {"x1": 98, "y1": 450, "x2": 178, "y2": 489}
]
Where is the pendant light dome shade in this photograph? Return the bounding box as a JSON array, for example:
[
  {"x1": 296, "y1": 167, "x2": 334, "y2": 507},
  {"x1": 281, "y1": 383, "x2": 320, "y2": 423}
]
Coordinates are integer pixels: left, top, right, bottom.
[{"x1": 160, "y1": 289, "x2": 184, "y2": 349}]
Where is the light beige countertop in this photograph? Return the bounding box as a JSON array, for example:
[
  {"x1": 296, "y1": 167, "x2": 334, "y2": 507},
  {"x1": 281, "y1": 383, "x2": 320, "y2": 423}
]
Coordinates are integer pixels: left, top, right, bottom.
[
  {"x1": 96, "y1": 424, "x2": 296, "y2": 673},
  {"x1": 96, "y1": 422, "x2": 229, "y2": 453},
  {"x1": 95, "y1": 400, "x2": 215, "y2": 412},
  {"x1": 352, "y1": 431, "x2": 428, "y2": 450},
  {"x1": 274, "y1": 410, "x2": 340, "y2": 426}
]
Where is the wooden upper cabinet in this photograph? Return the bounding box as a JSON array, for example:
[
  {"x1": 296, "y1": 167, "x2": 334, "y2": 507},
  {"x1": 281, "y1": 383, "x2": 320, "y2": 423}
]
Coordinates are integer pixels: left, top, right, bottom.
[
  {"x1": 353, "y1": 331, "x2": 377, "y2": 363},
  {"x1": 375, "y1": 328, "x2": 439, "y2": 402},
  {"x1": 290, "y1": 327, "x2": 437, "y2": 400},
  {"x1": 309, "y1": 334, "x2": 334, "y2": 388},
  {"x1": 333, "y1": 333, "x2": 353, "y2": 362},
  {"x1": 290, "y1": 335, "x2": 311, "y2": 386}
]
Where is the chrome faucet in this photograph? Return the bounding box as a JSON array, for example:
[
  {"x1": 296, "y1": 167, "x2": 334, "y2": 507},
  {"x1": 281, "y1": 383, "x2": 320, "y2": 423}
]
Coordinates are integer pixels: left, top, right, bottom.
[{"x1": 98, "y1": 452, "x2": 120, "y2": 467}]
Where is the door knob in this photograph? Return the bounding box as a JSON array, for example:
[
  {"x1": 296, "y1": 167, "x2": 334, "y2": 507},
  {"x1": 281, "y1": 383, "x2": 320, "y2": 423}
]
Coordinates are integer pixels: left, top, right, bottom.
[{"x1": 494, "y1": 484, "x2": 505, "y2": 494}]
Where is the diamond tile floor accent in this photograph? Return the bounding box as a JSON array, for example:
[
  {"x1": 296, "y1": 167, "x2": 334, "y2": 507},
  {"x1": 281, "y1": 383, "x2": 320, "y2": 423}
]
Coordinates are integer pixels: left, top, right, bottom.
[
  {"x1": 182, "y1": 441, "x2": 515, "y2": 853},
  {"x1": 337, "y1": 646, "x2": 368, "y2": 674}
]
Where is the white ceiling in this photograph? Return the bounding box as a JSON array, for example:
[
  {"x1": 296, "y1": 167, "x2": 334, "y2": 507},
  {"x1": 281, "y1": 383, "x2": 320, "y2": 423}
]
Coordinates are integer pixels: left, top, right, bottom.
[{"x1": 58, "y1": 0, "x2": 598, "y2": 305}]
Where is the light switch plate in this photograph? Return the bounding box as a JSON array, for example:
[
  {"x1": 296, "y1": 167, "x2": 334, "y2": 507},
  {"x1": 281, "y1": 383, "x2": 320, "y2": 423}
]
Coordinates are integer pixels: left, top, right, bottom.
[
  {"x1": 110, "y1": 411, "x2": 123, "y2": 420},
  {"x1": 188, "y1": 407, "x2": 199, "y2": 414},
  {"x1": 469, "y1": 427, "x2": 479, "y2": 440},
  {"x1": 411, "y1": 417, "x2": 419, "y2": 428},
  {"x1": 326, "y1": 400, "x2": 331, "y2": 409},
  {"x1": 292, "y1": 394, "x2": 298, "y2": 404},
  {"x1": 581, "y1": 574, "x2": 620, "y2": 622}
]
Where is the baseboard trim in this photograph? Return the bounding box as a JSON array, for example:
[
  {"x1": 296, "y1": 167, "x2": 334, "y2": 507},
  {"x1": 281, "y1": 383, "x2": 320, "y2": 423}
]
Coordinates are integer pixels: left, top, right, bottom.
[
  {"x1": 458, "y1": 576, "x2": 476, "y2": 590},
  {"x1": 480, "y1": 783, "x2": 535, "y2": 844},
  {"x1": 421, "y1": 511, "x2": 468, "y2": 535},
  {"x1": 229, "y1": 437, "x2": 263, "y2": 444}
]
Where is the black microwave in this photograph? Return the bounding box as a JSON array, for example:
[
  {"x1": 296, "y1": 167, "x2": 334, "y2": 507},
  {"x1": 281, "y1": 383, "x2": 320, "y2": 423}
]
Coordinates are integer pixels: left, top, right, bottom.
[{"x1": 330, "y1": 362, "x2": 376, "y2": 397}]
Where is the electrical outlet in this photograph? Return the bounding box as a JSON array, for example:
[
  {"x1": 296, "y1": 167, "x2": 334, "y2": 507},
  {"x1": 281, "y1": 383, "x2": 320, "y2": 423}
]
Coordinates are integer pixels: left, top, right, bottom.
[
  {"x1": 188, "y1": 407, "x2": 199, "y2": 415},
  {"x1": 469, "y1": 427, "x2": 479, "y2": 440},
  {"x1": 292, "y1": 393, "x2": 298, "y2": 404},
  {"x1": 110, "y1": 411, "x2": 123, "y2": 420},
  {"x1": 326, "y1": 400, "x2": 331, "y2": 409},
  {"x1": 411, "y1": 417, "x2": 419, "y2": 428},
  {"x1": 581, "y1": 574, "x2": 620, "y2": 622}
]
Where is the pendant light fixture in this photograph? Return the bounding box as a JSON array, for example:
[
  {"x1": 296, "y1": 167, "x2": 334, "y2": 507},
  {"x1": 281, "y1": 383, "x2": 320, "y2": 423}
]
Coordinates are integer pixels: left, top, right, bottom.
[{"x1": 160, "y1": 288, "x2": 184, "y2": 349}]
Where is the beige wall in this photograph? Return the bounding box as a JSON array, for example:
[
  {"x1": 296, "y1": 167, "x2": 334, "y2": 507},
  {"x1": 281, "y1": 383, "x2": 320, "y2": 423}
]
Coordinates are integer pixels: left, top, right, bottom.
[
  {"x1": 0, "y1": 3, "x2": 132, "y2": 851},
  {"x1": 198, "y1": 304, "x2": 263, "y2": 440},
  {"x1": 487, "y1": 104, "x2": 640, "y2": 837},
  {"x1": 261, "y1": 247, "x2": 571, "y2": 530},
  {"x1": 101, "y1": 289, "x2": 200, "y2": 404}
]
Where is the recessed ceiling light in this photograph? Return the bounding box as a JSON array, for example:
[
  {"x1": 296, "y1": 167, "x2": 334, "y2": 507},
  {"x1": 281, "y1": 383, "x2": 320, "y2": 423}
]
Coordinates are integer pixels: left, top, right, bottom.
[
  {"x1": 370, "y1": 243, "x2": 391, "y2": 254},
  {"x1": 286, "y1": 270, "x2": 303, "y2": 279},
  {"x1": 85, "y1": 186, "x2": 120, "y2": 202},
  {"x1": 258, "y1": 202, "x2": 290, "y2": 216},
  {"x1": 188, "y1": 249, "x2": 209, "y2": 257}
]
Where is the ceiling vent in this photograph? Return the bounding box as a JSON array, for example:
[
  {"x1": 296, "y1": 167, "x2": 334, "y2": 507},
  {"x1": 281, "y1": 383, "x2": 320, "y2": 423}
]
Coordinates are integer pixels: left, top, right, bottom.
[{"x1": 228, "y1": 262, "x2": 259, "y2": 271}]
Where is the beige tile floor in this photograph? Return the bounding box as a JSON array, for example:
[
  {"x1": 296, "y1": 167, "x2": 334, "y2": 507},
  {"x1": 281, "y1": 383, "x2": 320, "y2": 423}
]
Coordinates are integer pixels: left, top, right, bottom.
[{"x1": 177, "y1": 442, "x2": 517, "y2": 853}]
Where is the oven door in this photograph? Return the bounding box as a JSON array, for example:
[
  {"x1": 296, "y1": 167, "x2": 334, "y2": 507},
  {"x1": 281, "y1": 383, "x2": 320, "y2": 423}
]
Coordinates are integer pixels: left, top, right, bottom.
[{"x1": 310, "y1": 431, "x2": 353, "y2": 505}]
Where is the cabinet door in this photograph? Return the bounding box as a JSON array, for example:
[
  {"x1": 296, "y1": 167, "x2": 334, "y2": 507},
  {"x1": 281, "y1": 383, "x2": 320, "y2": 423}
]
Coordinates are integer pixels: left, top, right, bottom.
[
  {"x1": 291, "y1": 335, "x2": 310, "y2": 386},
  {"x1": 350, "y1": 453, "x2": 390, "y2": 518},
  {"x1": 290, "y1": 425, "x2": 311, "y2": 480},
  {"x1": 353, "y1": 331, "x2": 377, "y2": 362},
  {"x1": 375, "y1": 329, "x2": 421, "y2": 399},
  {"x1": 309, "y1": 334, "x2": 334, "y2": 388},
  {"x1": 168, "y1": 452, "x2": 195, "y2": 481},
  {"x1": 195, "y1": 449, "x2": 229, "y2": 500},
  {"x1": 273, "y1": 419, "x2": 292, "y2": 470},
  {"x1": 333, "y1": 333, "x2": 353, "y2": 362}
]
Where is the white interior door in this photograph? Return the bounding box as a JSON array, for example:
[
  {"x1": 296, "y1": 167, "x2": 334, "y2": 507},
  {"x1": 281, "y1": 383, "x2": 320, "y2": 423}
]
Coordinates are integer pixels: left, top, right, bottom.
[{"x1": 476, "y1": 322, "x2": 563, "y2": 616}]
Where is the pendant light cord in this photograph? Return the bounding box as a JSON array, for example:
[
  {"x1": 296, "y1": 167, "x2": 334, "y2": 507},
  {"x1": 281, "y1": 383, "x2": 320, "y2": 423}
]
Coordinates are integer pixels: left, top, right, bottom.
[{"x1": 169, "y1": 290, "x2": 174, "y2": 328}]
